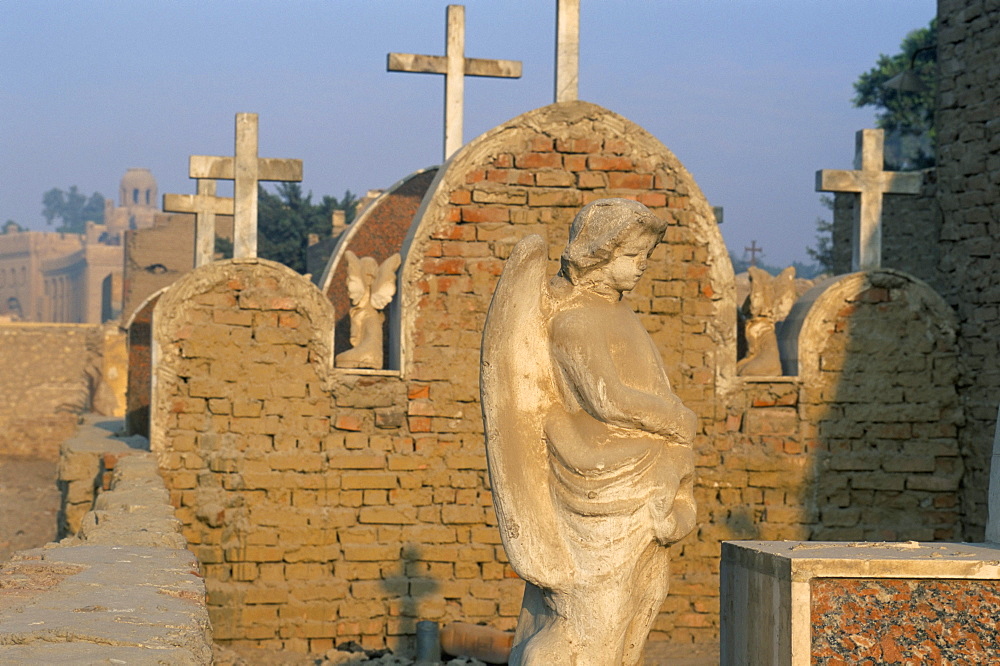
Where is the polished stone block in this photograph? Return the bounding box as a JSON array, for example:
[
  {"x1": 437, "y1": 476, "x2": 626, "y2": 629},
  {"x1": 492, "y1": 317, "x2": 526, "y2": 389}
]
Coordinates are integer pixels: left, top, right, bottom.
[{"x1": 721, "y1": 540, "x2": 1000, "y2": 665}]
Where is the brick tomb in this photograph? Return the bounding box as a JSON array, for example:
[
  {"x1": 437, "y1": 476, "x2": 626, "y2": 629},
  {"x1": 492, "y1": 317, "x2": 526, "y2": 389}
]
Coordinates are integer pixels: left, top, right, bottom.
[{"x1": 147, "y1": 100, "x2": 962, "y2": 653}]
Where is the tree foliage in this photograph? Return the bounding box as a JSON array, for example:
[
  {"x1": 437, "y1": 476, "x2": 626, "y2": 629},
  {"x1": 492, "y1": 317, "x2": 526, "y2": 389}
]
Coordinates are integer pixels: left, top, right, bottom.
[
  {"x1": 806, "y1": 196, "x2": 835, "y2": 275},
  {"x1": 257, "y1": 183, "x2": 357, "y2": 274},
  {"x1": 42, "y1": 186, "x2": 105, "y2": 233},
  {"x1": 853, "y1": 19, "x2": 937, "y2": 170}
]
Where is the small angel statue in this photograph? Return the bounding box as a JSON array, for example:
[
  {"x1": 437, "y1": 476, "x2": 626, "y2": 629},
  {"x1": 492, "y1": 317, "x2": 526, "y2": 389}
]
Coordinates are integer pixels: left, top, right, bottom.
[{"x1": 335, "y1": 251, "x2": 401, "y2": 369}]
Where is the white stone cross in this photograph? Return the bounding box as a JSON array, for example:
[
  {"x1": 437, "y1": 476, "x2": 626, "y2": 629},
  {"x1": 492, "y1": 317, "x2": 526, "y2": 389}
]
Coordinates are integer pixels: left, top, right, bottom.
[
  {"x1": 816, "y1": 129, "x2": 922, "y2": 272},
  {"x1": 387, "y1": 4, "x2": 522, "y2": 160},
  {"x1": 189, "y1": 113, "x2": 303, "y2": 259},
  {"x1": 162, "y1": 179, "x2": 234, "y2": 268},
  {"x1": 555, "y1": 0, "x2": 580, "y2": 103}
]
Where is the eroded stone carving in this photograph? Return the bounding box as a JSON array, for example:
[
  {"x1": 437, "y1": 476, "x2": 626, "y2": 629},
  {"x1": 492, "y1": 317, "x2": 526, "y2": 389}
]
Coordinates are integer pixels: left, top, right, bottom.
[
  {"x1": 737, "y1": 265, "x2": 797, "y2": 377},
  {"x1": 481, "y1": 198, "x2": 697, "y2": 665},
  {"x1": 335, "y1": 251, "x2": 400, "y2": 369}
]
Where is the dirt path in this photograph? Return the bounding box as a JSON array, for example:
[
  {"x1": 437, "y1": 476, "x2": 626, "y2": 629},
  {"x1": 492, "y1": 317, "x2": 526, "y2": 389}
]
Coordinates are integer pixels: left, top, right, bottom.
[{"x1": 0, "y1": 455, "x2": 61, "y2": 562}]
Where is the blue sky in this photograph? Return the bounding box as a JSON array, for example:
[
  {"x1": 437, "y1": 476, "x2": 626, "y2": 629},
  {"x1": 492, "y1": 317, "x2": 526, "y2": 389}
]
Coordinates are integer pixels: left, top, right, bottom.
[{"x1": 1, "y1": 1, "x2": 935, "y2": 267}]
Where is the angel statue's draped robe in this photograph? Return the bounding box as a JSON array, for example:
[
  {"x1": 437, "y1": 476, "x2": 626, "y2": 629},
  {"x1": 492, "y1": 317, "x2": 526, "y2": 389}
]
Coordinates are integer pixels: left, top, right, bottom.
[{"x1": 481, "y1": 231, "x2": 696, "y2": 666}]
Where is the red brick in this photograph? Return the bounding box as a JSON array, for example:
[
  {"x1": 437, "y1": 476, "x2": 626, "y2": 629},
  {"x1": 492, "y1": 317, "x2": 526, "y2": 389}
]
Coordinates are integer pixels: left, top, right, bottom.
[
  {"x1": 609, "y1": 172, "x2": 654, "y2": 189},
  {"x1": 493, "y1": 153, "x2": 513, "y2": 168},
  {"x1": 588, "y1": 155, "x2": 633, "y2": 171},
  {"x1": 449, "y1": 190, "x2": 471, "y2": 205},
  {"x1": 529, "y1": 136, "x2": 554, "y2": 152},
  {"x1": 460, "y1": 207, "x2": 509, "y2": 223},
  {"x1": 335, "y1": 414, "x2": 363, "y2": 431},
  {"x1": 516, "y1": 152, "x2": 562, "y2": 169},
  {"x1": 637, "y1": 191, "x2": 667, "y2": 207},
  {"x1": 465, "y1": 169, "x2": 486, "y2": 184},
  {"x1": 422, "y1": 258, "x2": 466, "y2": 275},
  {"x1": 408, "y1": 385, "x2": 430, "y2": 400},
  {"x1": 278, "y1": 312, "x2": 301, "y2": 328},
  {"x1": 409, "y1": 416, "x2": 431, "y2": 432},
  {"x1": 604, "y1": 138, "x2": 629, "y2": 154},
  {"x1": 564, "y1": 155, "x2": 587, "y2": 171}
]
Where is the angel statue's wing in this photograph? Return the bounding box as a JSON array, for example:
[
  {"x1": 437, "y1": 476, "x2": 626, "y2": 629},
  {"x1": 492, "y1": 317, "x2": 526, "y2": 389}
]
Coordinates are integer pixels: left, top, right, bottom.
[
  {"x1": 481, "y1": 234, "x2": 571, "y2": 591},
  {"x1": 344, "y1": 250, "x2": 365, "y2": 298},
  {"x1": 370, "y1": 253, "x2": 401, "y2": 310}
]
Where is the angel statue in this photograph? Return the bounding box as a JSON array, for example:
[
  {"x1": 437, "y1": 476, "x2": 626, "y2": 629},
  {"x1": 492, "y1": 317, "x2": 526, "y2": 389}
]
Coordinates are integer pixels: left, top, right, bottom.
[
  {"x1": 481, "y1": 198, "x2": 697, "y2": 665},
  {"x1": 335, "y1": 251, "x2": 401, "y2": 369}
]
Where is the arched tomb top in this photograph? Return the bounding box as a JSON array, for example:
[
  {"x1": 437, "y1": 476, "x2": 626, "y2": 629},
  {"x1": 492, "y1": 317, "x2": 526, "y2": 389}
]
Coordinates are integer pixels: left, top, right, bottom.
[
  {"x1": 785, "y1": 269, "x2": 957, "y2": 379},
  {"x1": 394, "y1": 100, "x2": 735, "y2": 386}
]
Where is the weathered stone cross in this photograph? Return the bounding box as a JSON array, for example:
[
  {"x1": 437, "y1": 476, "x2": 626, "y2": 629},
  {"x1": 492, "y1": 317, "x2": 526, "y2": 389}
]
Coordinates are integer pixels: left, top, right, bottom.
[
  {"x1": 816, "y1": 129, "x2": 922, "y2": 272},
  {"x1": 189, "y1": 113, "x2": 302, "y2": 259},
  {"x1": 556, "y1": 0, "x2": 580, "y2": 103},
  {"x1": 745, "y1": 240, "x2": 763, "y2": 267},
  {"x1": 387, "y1": 4, "x2": 522, "y2": 160},
  {"x1": 162, "y1": 179, "x2": 234, "y2": 268}
]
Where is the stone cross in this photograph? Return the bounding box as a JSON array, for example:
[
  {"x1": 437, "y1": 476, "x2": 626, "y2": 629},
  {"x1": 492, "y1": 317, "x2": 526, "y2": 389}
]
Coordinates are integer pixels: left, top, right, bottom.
[
  {"x1": 387, "y1": 4, "x2": 522, "y2": 160},
  {"x1": 745, "y1": 240, "x2": 763, "y2": 267},
  {"x1": 189, "y1": 113, "x2": 302, "y2": 259},
  {"x1": 816, "y1": 129, "x2": 922, "y2": 272},
  {"x1": 162, "y1": 180, "x2": 234, "y2": 268},
  {"x1": 555, "y1": 0, "x2": 580, "y2": 103}
]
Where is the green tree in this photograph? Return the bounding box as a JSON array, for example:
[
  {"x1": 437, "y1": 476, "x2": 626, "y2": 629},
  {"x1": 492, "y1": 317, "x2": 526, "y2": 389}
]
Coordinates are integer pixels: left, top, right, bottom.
[
  {"x1": 3, "y1": 220, "x2": 23, "y2": 234},
  {"x1": 42, "y1": 186, "x2": 105, "y2": 233},
  {"x1": 806, "y1": 196, "x2": 835, "y2": 275},
  {"x1": 257, "y1": 183, "x2": 357, "y2": 273},
  {"x1": 853, "y1": 19, "x2": 937, "y2": 170}
]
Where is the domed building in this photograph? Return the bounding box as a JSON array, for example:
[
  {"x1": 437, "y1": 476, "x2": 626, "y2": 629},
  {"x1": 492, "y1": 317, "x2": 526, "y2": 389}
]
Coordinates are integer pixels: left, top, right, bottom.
[{"x1": 0, "y1": 168, "x2": 167, "y2": 323}]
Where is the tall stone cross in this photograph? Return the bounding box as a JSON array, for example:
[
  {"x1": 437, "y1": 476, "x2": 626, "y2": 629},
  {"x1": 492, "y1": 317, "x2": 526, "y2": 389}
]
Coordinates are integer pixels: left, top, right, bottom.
[
  {"x1": 555, "y1": 0, "x2": 580, "y2": 103},
  {"x1": 162, "y1": 180, "x2": 234, "y2": 268},
  {"x1": 816, "y1": 129, "x2": 922, "y2": 272},
  {"x1": 387, "y1": 4, "x2": 522, "y2": 160},
  {"x1": 189, "y1": 113, "x2": 303, "y2": 258}
]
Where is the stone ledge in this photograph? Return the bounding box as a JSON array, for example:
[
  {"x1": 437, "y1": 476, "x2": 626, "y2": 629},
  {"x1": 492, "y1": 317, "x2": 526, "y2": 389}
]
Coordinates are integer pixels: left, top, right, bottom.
[{"x1": 0, "y1": 448, "x2": 211, "y2": 663}]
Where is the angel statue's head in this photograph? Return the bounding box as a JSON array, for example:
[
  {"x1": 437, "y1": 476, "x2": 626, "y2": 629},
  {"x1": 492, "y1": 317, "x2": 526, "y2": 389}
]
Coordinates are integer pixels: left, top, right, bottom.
[
  {"x1": 559, "y1": 198, "x2": 668, "y2": 294},
  {"x1": 344, "y1": 251, "x2": 402, "y2": 310}
]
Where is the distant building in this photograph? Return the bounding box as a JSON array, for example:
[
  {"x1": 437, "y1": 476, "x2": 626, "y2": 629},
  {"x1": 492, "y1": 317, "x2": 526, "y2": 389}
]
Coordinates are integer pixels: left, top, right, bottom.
[{"x1": 0, "y1": 168, "x2": 162, "y2": 323}]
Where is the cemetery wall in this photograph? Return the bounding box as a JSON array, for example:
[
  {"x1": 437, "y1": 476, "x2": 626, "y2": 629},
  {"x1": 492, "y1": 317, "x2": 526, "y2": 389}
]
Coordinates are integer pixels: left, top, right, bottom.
[
  {"x1": 0, "y1": 323, "x2": 100, "y2": 458},
  {"x1": 148, "y1": 102, "x2": 745, "y2": 650},
  {"x1": 934, "y1": 0, "x2": 1000, "y2": 540},
  {"x1": 144, "y1": 100, "x2": 967, "y2": 652}
]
